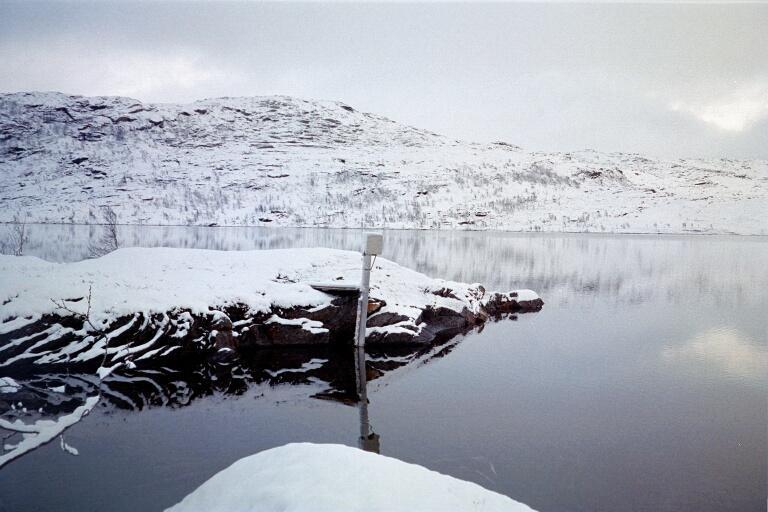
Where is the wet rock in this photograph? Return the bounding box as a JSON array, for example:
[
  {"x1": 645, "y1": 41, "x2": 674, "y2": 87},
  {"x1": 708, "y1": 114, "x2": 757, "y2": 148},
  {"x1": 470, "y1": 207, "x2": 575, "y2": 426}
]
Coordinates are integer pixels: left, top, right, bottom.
[
  {"x1": 483, "y1": 292, "x2": 544, "y2": 315},
  {"x1": 0, "y1": 288, "x2": 542, "y2": 373},
  {"x1": 210, "y1": 311, "x2": 233, "y2": 331},
  {"x1": 367, "y1": 298, "x2": 384, "y2": 314},
  {"x1": 367, "y1": 311, "x2": 408, "y2": 328}
]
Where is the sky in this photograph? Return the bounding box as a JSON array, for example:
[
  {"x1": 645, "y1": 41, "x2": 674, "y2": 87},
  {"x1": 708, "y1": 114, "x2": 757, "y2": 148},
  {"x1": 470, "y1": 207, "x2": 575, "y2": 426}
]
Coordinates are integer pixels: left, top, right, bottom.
[{"x1": 1, "y1": 1, "x2": 767, "y2": 159}]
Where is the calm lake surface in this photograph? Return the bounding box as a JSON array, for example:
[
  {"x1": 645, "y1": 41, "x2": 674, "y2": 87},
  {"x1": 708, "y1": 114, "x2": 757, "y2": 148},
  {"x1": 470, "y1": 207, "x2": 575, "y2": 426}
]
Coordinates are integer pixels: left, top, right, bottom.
[{"x1": 1, "y1": 225, "x2": 766, "y2": 512}]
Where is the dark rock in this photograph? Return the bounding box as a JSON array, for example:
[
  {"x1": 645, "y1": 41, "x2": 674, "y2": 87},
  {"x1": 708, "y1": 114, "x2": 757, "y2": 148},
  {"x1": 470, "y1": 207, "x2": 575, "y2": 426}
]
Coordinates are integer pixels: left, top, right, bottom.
[
  {"x1": 367, "y1": 311, "x2": 409, "y2": 328},
  {"x1": 431, "y1": 287, "x2": 459, "y2": 300},
  {"x1": 367, "y1": 298, "x2": 384, "y2": 315},
  {"x1": 55, "y1": 107, "x2": 75, "y2": 121},
  {"x1": 210, "y1": 312, "x2": 233, "y2": 331},
  {"x1": 0, "y1": 288, "x2": 542, "y2": 373}
]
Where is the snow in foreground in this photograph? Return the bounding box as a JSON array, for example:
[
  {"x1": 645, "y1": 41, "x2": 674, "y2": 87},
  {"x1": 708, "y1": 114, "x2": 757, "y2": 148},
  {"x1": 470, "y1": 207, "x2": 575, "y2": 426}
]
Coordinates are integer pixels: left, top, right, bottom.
[{"x1": 166, "y1": 443, "x2": 536, "y2": 512}]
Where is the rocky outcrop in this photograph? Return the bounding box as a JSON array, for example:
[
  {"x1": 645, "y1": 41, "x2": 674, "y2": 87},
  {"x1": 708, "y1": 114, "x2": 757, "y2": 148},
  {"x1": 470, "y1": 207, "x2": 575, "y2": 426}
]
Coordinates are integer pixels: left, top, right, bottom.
[
  {"x1": 367, "y1": 290, "x2": 542, "y2": 345},
  {"x1": 0, "y1": 287, "x2": 542, "y2": 375},
  {"x1": 0, "y1": 247, "x2": 544, "y2": 375}
]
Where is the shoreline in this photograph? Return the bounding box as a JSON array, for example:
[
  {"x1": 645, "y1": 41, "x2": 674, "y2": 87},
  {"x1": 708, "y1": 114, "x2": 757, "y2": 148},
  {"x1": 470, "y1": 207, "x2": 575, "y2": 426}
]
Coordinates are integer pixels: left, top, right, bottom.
[
  {"x1": 1, "y1": 221, "x2": 766, "y2": 238},
  {"x1": 0, "y1": 247, "x2": 543, "y2": 374}
]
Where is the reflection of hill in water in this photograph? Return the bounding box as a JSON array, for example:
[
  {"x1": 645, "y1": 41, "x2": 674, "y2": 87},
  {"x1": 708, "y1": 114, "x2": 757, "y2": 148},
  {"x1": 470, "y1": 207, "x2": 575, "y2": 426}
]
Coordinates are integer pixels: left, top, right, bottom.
[{"x1": 21, "y1": 225, "x2": 768, "y2": 307}]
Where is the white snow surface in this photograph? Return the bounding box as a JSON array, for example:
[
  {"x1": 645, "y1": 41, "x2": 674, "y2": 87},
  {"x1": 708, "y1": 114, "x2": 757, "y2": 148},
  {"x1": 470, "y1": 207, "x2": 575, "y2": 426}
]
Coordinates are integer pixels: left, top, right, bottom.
[
  {"x1": 0, "y1": 247, "x2": 536, "y2": 332},
  {"x1": 1, "y1": 92, "x2": 765, "y2": 234},
  {"x1": 166, "y1": 443, "x2": 536, "y2": 512}
]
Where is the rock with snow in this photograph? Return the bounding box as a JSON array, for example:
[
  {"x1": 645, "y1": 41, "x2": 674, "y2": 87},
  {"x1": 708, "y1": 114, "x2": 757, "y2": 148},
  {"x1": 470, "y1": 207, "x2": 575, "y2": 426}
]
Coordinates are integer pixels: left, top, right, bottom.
[
  {"x1": 0, "y1": 247, "x2": 542, "y2": 372},
  {"x1": 166, "y1": 443, "x2": 537, "y2": 512}
]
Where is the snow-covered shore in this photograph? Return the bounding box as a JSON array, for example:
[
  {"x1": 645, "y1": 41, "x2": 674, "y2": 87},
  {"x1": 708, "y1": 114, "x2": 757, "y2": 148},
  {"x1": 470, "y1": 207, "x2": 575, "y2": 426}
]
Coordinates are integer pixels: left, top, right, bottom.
[
  {"x1": 0, "y1": 247, "x2": 542, "y2": 372},
  {"x1": 166, "y1": 443, "x2": 537, "y2": 512}
]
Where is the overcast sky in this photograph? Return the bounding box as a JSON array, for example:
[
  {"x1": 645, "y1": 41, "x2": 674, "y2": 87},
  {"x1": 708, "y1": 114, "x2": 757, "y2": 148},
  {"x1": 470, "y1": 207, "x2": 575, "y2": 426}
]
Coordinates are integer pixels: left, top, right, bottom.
[{"x1": 1, "y1": 1, "x2": 766, "y2": 158}]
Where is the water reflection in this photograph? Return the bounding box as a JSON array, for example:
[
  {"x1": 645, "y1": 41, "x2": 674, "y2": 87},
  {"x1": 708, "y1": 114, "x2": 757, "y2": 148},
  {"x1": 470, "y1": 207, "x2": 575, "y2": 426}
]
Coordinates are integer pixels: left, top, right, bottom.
[
  {"x1": 662, "y1": 327, "x2": 768, "y2": 384},
  {"x1": 0, "y1": 338, "x2": 466, "y2": 465},
  {"x1": 0, "y1": 231, "x2": 765, "y2": 512},
  {"x1": 355, "y1": 345, "x2": 379, "y2": 454},
  {"x1": 18, "y1": 224, "x2": 768, "y2": 308}
]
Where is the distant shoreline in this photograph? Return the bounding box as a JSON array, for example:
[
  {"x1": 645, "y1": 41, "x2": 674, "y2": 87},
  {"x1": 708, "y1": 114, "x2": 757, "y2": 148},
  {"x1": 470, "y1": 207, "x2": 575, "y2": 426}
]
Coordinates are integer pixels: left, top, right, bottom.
[{"x1": 1, "y1": 221, "x2": 764, "y2": 238}]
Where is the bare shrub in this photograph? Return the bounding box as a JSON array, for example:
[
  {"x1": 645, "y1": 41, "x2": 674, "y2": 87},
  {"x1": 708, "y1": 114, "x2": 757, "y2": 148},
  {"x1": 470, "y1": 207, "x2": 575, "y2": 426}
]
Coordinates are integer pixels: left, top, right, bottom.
[
  {"x1": 1, "y1": 214, "x2": 29, "y2": 256},
  {"x1": 88, "y1": 207, "x2": 119, "y2": 258}
]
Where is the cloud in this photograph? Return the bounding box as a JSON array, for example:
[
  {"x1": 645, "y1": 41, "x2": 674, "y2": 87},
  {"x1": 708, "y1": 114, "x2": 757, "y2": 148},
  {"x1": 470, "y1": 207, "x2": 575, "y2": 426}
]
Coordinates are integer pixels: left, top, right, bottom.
[
  {"x1": 1, "y1": 2, "x2": 766, "y2": 157},
  {"x1": 668, "y1": 83, "x2": 768, "y2": 132},
  {"x1": 0, "y1": 40, "x2": 231, "y2": 102},
  {"x1": 100, "y1": 53, "x2": 226, "y2": 101}
]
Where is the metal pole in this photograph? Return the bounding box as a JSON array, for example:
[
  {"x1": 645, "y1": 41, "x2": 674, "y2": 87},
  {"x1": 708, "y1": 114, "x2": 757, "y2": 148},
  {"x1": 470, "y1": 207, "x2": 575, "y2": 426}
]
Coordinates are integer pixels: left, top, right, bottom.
[
  {"x1": 353, "y1": 233, "x2": 382, "y2": 452},
  {"x1": 355, "y1": 251, "x2": 372, "y2": 347},
  {"x1": 355, "y1": 345, "x2": 370, "y2": 441},
  {"x1": 355, "y1": 344, "x2": 379, "y2": 453}
]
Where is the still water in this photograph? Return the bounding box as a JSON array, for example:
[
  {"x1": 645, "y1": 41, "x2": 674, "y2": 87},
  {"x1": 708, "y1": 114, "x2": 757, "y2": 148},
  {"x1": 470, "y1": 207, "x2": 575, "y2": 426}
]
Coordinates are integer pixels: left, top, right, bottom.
[{"x1": 1, "y1": 226, "x2": 766, "y2": 512}]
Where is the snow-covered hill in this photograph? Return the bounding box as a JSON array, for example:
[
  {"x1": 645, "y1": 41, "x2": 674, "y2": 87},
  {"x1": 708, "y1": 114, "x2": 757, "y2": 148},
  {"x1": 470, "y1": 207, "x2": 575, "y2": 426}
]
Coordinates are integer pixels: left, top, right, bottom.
[{"x1": 1, "y1": 91, "x2": 765, "y2": 234}]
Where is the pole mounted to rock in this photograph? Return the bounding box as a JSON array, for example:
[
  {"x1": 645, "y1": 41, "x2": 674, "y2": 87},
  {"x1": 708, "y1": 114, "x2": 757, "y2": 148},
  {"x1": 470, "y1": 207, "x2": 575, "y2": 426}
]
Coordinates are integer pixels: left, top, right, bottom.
[{"x1": 355, "y1": 233, "x2": 383, "y2": 347}]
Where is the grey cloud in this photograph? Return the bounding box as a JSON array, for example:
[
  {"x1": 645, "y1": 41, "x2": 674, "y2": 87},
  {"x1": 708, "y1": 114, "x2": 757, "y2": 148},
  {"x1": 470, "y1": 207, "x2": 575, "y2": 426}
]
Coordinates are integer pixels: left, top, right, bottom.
[{"x1": 1, "y1": 1, "x2": 766, "y2": 158}]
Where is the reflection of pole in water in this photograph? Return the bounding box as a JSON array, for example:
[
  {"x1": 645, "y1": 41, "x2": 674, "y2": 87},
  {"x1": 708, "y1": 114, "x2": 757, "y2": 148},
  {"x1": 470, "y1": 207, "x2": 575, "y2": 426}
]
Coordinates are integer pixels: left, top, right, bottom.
[{"x1": 355, "y1": 345, "x2": 380, "y2": 454}]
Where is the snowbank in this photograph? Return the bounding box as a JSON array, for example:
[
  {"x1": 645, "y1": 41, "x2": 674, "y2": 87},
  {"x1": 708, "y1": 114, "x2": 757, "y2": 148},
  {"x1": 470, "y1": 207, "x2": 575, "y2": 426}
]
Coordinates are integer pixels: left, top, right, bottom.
[
  {"x1": 166, "y1": 443, "x2": 536, "y2": 512},
  {"x1": 0, "y1": 247, "x2": 542, "y2": 370},
  {"x1": 0, "y1": 247, "x2": 536, "y2": 324}
]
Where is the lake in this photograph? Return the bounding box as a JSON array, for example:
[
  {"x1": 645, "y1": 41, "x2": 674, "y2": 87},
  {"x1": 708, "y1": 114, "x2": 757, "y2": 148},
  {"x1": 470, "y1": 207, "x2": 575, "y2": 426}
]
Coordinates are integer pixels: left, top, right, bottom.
[{"x1": 1, "y1": 225, "x2": 766, "y2": 512}]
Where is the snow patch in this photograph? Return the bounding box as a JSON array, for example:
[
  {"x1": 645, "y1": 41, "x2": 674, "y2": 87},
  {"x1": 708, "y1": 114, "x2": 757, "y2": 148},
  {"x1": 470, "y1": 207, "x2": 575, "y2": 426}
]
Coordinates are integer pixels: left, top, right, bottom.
[
  {"x1": 265, "y1": 315, "x2": 329, "y2": 334},
  {"x1": 165, "y1": 443, "x2": 536, "y2": 512}
]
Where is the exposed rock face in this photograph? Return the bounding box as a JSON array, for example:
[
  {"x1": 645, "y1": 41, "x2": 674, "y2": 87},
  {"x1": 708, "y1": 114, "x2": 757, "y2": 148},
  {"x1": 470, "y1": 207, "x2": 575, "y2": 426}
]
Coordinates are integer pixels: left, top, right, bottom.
[
  {"x1": 367, "y1": 292, "x2": 543, "y2": 345},
  {"x1": 0, "y1": 288, "x2": 542, "y2": 375}
]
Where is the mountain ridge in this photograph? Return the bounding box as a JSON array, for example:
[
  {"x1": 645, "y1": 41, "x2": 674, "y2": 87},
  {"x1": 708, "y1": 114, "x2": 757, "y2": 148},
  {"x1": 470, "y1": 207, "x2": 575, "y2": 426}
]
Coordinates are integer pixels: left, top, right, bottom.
[{"x1": 1, "y1": 91, "x2": 765, "y2": 234}]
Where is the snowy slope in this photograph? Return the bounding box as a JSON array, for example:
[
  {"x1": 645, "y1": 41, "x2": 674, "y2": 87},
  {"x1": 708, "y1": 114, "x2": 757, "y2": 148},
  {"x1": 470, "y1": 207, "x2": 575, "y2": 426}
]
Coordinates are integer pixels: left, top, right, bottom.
[{"x1": 1, "y1": 91, "x2": 765, "y2": 234}]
